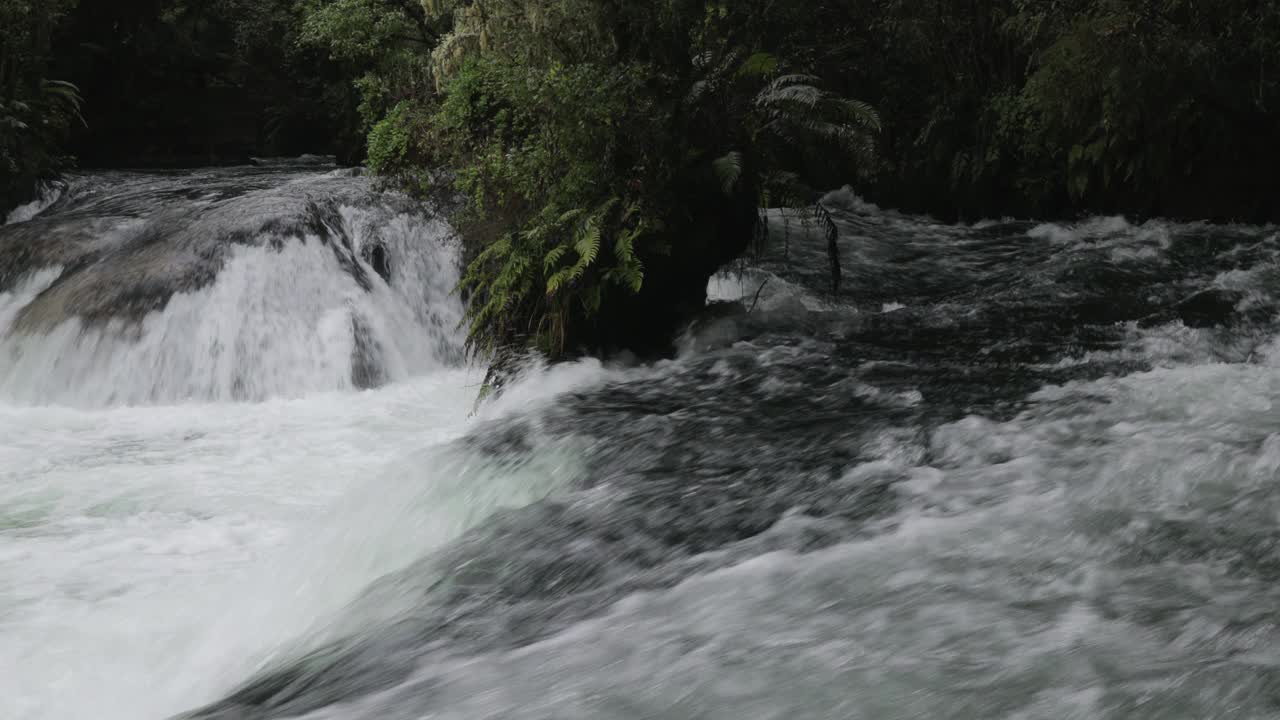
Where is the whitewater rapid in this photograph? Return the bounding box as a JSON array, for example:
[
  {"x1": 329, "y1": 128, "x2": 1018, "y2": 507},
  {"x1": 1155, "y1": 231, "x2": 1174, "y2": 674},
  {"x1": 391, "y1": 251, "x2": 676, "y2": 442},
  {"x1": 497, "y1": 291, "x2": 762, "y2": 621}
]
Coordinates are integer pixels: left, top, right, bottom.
[
  {"x1": 0, "y1": 365, "x2": 623, "y2": 719},
  {"x1": 4, "y1": 172, "x2": 1280, "y2": 720},
  {"x1": 0, "y1": 170, "x2": 607, "y2": 719}
]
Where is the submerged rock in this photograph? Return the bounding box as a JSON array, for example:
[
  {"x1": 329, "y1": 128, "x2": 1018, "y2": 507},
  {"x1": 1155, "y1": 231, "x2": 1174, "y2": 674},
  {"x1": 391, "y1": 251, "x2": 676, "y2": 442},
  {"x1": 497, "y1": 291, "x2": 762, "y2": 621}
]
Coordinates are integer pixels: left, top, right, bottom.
[
  {"x1": 249, "y1": 154, "x2": 338, "y2": 167},
  {"x1": 0, "y1": 168, "x2": 466, "y2": 406},
  {"x1": 364, "y1": 243, "x2": 392, "y2": 283},
  {"x1": 0, "y1": 170, "x2": 391, "y2": 333},
  {"x1": 679, "y1": 300, "x2": 748, "y2": 352}
]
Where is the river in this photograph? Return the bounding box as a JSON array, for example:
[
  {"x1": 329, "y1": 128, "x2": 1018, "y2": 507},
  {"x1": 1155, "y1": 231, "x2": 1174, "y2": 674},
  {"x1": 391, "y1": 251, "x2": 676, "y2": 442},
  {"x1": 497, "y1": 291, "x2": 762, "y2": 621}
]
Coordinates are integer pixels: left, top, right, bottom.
[{"x1": 2, "y1": 169, "x2": 1279, "y2": 719}]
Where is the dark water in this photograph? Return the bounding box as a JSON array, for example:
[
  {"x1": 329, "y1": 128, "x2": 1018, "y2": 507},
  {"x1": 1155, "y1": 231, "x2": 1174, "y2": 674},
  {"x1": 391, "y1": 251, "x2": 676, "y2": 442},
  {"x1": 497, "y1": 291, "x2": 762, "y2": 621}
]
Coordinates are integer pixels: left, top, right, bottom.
[
  {"x1": 190, "y1": 190, "x2": 1280, "y2": 719},
  {"x1": 5, "y1": 173, "x2": 1280, "y2": 719}
]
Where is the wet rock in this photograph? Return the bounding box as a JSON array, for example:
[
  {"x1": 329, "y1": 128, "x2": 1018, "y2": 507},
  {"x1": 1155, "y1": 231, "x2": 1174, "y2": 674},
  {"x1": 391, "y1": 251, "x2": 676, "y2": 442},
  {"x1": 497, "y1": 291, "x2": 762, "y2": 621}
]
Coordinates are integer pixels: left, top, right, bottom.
[
  {"x1": 249, "y1": 154, "x2": 337, "y2": 167},
  {"x1": 365, "y1": 243, "x2": 391, "y2": 282},
  {"x1": 680, "y1": 301, "x2": 747, "y2": 352},
  {"x1": 473, "y1": 348, "x2": 542, "y2": 405},
  {"x1": 0, "y1": 170, "x2": 398, "y2": 333}
]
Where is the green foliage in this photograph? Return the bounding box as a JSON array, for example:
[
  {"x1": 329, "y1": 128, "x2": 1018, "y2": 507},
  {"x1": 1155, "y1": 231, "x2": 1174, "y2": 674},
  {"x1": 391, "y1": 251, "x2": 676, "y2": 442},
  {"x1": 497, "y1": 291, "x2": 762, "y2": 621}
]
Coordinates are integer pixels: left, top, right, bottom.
[
  {"x1": 0, "y1": 0, "x2": 81, "y2": 214},
  {"x1": 816, "y1": 0, "x2": 1280, "y2": 220},
  {"x1": 385, "y1": 0, "x2": 1280, "y2": 358},
  {"x1": 301, "y1": 0, "x2": 881, "y2": 357},
  {"x1": 9, "y1": 0, "x2": 1269, "y2": 359},
  {"x1": 39, "y1": 0, "x2": 367, "y2": 168},
  {"x1": 365, "y1": 99, "x2": 439, "y2": 196},
  {"x1": 437, "y1": 56, "x2": 662, "y2": 355},
  {"x1": 297, "y1": 0, "x2": 447, "y2": 133},
  {"x1": 1004, "y1": 0, "x2": 1276, "y2": 214},
  {"x1": 8, "y1": 0, "x2": 1277, "y2": 232}
]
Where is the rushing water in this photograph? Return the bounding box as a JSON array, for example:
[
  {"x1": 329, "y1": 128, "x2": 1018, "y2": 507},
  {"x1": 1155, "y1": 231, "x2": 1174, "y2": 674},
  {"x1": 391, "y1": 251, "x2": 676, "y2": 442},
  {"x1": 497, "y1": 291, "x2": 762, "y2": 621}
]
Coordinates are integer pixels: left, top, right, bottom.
[{"x1": 2, "y1": 171, "x2": 1280, "y2": 719}]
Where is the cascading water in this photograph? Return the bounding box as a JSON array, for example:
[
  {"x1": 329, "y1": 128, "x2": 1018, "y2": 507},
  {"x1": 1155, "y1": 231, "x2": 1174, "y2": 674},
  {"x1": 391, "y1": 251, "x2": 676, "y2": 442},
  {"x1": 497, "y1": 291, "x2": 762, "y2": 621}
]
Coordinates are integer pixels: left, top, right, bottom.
[
  {"x1": 0, "y1": 169, "x2": 605, "y2": 719},
  {"x1": 4, "y1": 182, "x2": 67, "y2": 226},
  {"x1": 0, "y1": 170, "x2": 465, "y2": 406},
  {"x1": 3, "y1": 171, "x2": 1280, "y2": 720}
]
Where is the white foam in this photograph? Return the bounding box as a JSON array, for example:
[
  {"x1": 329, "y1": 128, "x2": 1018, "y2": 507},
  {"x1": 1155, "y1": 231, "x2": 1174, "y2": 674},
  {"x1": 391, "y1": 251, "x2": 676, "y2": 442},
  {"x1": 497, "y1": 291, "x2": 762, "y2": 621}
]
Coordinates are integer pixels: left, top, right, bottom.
[
  {"x1": 0, "y1": 266, "x2": 63, "y2": 331},
  {"x1": 820, "y1": 185, "x2": 882, "y2": 214},
  {"x1": 4, "y1": 182, "x2": 65, "y2": 225},
  {"x1": 1028, "y1": 216, "x2": 1133, "y2": 244},
  {"x1": 0, "y1": 172, "x2": 620, "y2": 719},
  {"x1": 0, "y1": 351, "x2": 611, "y2": 720},
  {"x1": 706, "y1": 271, "x2": 749, "y2": 303},
  {"x1": 0, "y1": 212, "x2": 463, "y2": 407}
]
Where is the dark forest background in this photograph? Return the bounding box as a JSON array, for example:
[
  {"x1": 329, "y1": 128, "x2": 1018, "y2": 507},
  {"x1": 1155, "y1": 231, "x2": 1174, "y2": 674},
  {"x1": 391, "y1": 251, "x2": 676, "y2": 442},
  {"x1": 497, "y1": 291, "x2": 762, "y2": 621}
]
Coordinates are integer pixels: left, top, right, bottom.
[{"x1": 6, "y1": 1, "x2": 1279, "y2": 221}]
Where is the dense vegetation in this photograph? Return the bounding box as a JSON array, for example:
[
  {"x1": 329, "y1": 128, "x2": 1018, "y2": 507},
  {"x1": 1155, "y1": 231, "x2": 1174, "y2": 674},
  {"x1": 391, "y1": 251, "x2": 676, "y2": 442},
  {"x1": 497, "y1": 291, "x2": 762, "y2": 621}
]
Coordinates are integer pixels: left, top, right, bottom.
[
  {"x1": 851, "y1": 0, "x2": 1280, "y2": 222},
  {"x1": 48, "y1": 0, "x2": 364, "y2": 167},
  {"x1": 5, "y1": 0, "x2": 1280, "y2": 356},
  {"x1": 0, "y1": 0, "x2": 82, "y2": 213},
  {"x1": 300, "y1": 0, "x2": 882, "y2": 356}
]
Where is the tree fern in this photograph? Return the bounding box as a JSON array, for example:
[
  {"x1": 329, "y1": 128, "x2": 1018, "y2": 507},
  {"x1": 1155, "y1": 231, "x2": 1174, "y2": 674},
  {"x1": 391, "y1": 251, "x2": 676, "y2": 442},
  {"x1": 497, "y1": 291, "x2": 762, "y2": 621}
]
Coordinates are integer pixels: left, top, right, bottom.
[
  {"x1": 759, "y1": 83, "x2": 824, "y2": 109},
  {"x1": 834, "y1": 98, "x2": 882, "y2": 131},
  {"x1": 41, "y1": 80, "x2": 85, "y2": 126},
  {"x1": 755, "y1": 74, "x2": 821, "y2": 106}
]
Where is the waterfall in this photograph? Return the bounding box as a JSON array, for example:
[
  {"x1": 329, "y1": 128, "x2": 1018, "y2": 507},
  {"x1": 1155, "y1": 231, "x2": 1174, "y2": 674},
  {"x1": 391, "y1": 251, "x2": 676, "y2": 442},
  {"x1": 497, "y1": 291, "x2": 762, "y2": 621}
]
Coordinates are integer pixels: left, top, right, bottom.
[{"x1": 0, "y1": 170, "x2": 464, "y2": 407}]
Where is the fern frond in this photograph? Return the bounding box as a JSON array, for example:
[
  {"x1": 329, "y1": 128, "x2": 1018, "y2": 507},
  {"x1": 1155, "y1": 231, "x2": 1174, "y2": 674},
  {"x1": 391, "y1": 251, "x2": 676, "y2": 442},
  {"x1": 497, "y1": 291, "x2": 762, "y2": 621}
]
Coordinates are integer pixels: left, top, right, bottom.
[
  {"x1": 473, "y1": 235, "x2": 513, "y2": 263},
  {"x1": 833, "y1": 98, "x2": 882, "y2": 131},
  {"x1": 593, "y1": 196, "x2": 620, "y2": 219},
  {"x1": 756, "y1": 74, "x2": 819, "y2": 105},
  {"x1": 571, "y1": 217, "x2": 602, "y2": 276},
  {"x1": 621, "y1": 200, "x2": 642, "y2": 222},
  {"x1": 557, "y1": 207, "x2": 586, "y2": 225},
  {"x1": 41, "y1": 80, "x2": 86, "y2": 126},
  {"x1": 757, "y1": 83, "x2": 823, "y2": 109},
  {"x1": 712, "y1": 151, "x2": 744, "y2": 195},
  {"x1": 543, "y1": 244, "x2": 570, "y2": 271},
  {"x1": 42, "y1": 80, "x2": 82, "y2": 107},
  {"x1": 613, "y1": 239, "x2": 644, "y2": 292},
  {"x1": 546, "y1": 266, "x2": 574, "y2": 295}
]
